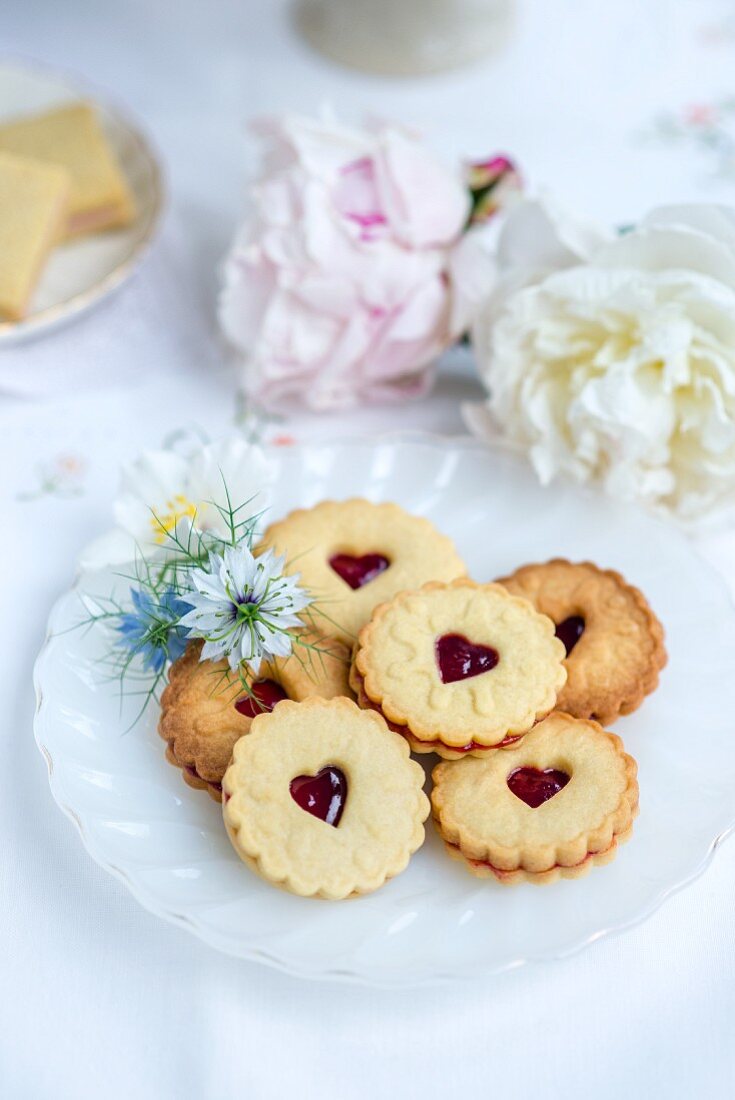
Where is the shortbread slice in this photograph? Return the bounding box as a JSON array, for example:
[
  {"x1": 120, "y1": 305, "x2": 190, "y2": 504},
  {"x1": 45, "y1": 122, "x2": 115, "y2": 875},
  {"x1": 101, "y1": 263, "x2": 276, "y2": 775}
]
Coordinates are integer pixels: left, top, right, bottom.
[
  {"x1": 0, "y1": 151, "x2": 70, "y2": 321},
  {"x1": 0, "y1": 102, "x2": 135, "y2": 238}
]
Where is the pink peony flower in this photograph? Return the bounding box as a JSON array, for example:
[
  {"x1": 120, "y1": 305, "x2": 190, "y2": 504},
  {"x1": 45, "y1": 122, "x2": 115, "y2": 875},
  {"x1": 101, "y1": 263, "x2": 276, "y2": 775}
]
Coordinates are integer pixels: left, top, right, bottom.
[{"x1": 219, "y1": 112, "x2": 470, "y2": 411}]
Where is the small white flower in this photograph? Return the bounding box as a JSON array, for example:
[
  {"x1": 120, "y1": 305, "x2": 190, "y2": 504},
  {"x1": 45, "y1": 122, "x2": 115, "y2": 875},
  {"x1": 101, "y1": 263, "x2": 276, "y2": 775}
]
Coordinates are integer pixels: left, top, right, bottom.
[
  {"x1": 179, "y1": 544, "x2": 312, "y2": 673},
  {"x1": 467, "y1": 197, "x2": 735, "y2": 521},
  {"x1": 81, "y1": 437, "x2": 274, "y2": 567}
]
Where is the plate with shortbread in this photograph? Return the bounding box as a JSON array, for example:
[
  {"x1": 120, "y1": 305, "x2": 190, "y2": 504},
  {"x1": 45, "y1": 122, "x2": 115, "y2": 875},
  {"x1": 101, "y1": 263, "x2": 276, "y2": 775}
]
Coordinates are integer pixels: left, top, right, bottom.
[
  {"x1": 33, "y1": 437, "x2": 735, "y2": 985},
  {"x1": 0, "y1": 58, "x2": 163, "y2": 341}
]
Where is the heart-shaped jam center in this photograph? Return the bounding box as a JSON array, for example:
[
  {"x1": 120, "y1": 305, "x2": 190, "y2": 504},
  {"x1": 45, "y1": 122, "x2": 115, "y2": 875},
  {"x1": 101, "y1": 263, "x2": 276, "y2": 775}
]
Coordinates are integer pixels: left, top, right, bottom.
[
  {"x1": 329, "y1": 553, "x2": 389, "y2": 590},
  {"x1": 555, "y1": 615, "x2": 585, "y2": 656},
  {"x1": 435, "y1": 633, "x2": 499, "y2": 684},
  {"x1": 290, "y1": 766, "x2": 347, "y2": 827},
  {"x1": 235, "y1": 679, "x2": 288, "y2": 718},
  {"x1": 507, "y1": 767, "x2": 570, "y2": 808}
]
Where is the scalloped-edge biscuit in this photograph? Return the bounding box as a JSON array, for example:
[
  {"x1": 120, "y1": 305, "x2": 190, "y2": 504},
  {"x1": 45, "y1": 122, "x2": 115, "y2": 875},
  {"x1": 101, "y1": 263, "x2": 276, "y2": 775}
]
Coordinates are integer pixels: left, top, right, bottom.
[
  {"x1": 159, "y1": 635, "x2": 352, "y2": 801},
  {"x1": 353, "y1": 580, "x2": 567, "y2": 757},
  {"x1": 432, "y1": 712, "x2": 639, "y2": 884},
  {"x1": 348, "y1": 660, "x2": 524, "y2": 760},
  {"x1": 257, "y1": 498, "x2": 466, "y2": 643},
  {"x1": 222, "y1": 697, "x2": 429, "y2": 899},
  {"x1": 496, "y1": 559, "x2": 666, "y2": 725}
]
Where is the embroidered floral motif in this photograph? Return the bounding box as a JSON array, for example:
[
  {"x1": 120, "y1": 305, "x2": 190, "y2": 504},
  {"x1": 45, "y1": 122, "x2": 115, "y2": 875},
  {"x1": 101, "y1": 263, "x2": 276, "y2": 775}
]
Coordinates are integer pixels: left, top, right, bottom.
[
  {"x1": 16, "y1": 453, "x2": 86, "y2": 502},
  {"x1": 640, "y1": 98, "x2": 735, "y2": 178}
]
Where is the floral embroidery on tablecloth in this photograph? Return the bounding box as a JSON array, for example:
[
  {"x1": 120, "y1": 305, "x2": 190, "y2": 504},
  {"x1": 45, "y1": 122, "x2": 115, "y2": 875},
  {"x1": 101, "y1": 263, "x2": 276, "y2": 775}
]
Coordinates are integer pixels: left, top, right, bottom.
[
  {"x1": 232, "y1": 391, "x2": 299, "y2": 446},
  {"x1": 16, "y1": 453, "x2": 87, "y2": 502},
  {"x1": 698, "y1": 16, "x2": 735, "y2": 47},
  {"x1": 638, "y1": 98, "x2": 735, "y2": 179}
]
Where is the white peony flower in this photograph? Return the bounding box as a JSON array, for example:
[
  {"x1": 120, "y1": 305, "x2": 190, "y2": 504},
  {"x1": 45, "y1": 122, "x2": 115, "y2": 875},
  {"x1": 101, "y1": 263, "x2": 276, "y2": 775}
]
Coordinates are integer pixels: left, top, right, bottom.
[
  {"x1": 81, "y1": 437, "x2": 274, "y2": 567},
  {"x1": 466, "y1": 198, "x2": 735, "y2": 520},
  {"x1": 179, "y1": 544, "x2": 312, "y2": 673}
]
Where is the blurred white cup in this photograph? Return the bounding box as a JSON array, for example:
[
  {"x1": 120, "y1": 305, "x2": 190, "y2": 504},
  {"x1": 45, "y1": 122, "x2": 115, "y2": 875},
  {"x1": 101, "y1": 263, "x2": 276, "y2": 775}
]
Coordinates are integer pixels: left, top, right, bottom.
[{"x1": 295, "y1": 0, "x2": 514, "y2": 75}]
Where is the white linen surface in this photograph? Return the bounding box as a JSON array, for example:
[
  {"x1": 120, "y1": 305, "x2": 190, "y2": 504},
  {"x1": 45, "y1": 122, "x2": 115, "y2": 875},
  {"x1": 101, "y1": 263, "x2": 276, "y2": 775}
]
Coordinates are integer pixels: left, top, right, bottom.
[{"x1": 2, "y1": 1, "x2": 734, "y2": 1097}]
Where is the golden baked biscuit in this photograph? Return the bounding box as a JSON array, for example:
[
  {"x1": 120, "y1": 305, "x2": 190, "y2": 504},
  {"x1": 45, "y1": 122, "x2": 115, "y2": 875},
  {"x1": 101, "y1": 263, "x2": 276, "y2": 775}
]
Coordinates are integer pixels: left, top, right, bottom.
[
  {"x1": 0, "y1": 151, "x2": 69, "y2": 321},
  {"x1": 159, "y1": 635, "x2": 352, "y2": 800},
  {"x1": 0, "y1": 102, "x2": 135, "y2": 237},
  {"x1": 497, "y1": 559, "x2": 666, "y2": 725},
  {"x1": 257, "y1": 499, "x2": 466, "y2": 643},
  {"x1": 353, "y1": 580, "x2": 567, "y2": 759},
  {"x1": 432, "y1": 712, "x2": 638, "y2": 884},
  {"x1": 222, "y1": 697, "x2": 429, "y2": 899}
]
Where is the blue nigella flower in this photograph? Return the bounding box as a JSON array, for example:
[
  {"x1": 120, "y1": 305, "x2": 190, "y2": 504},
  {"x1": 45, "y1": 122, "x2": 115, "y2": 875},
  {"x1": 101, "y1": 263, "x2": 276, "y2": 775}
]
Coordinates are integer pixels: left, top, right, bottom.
[{"x1": 117, "y1": 587, "x2": 191, "y2": 673}]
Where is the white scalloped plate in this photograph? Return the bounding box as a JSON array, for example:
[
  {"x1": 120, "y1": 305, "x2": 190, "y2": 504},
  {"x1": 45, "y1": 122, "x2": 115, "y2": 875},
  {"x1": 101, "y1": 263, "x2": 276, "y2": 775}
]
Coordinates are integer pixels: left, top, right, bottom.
[{"x1": 34, "y1": 438, "x2": 735, "y2": 986}]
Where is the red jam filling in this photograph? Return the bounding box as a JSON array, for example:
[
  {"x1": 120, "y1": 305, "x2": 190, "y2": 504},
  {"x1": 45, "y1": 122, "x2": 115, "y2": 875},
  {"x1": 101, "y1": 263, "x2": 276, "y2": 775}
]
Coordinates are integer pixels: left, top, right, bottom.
[
  {"x1": 235, "y1": 679, "x2": 288, "y2": 718},
  {"x1": 182, "y1": 762, "x2": 222, "y2": 793},
  {"x1": 329, "y1": 553, "x2": 390, "y2": 589},
  {"x1": 450, "y1": 840, "x2": 608, "y2": 880},
  {"x1": 420, "y1": 732, "x2": 520, "y2": 753},
  {"x1": 507, "y1": 766, "x2": 570, "y2": 808},
  {"x1": 435, "y1": 633, "x2": 499, "y2": 684},
  {"x1": 290, "y1": 766, "x2": 347, "y2": 827},
  {"x1": 555, "y1": 615, "x2": 585, "y2": 656}
]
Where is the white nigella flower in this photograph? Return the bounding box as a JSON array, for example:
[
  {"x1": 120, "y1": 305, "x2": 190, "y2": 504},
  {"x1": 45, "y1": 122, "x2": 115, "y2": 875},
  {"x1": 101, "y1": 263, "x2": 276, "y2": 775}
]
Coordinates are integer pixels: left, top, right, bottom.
[
  {"x1": 179, "y1": 544, "x2": 312, "y2": 673},
  {"x1": 80, "y1": 436, "x2": 275, "y2": 568}
]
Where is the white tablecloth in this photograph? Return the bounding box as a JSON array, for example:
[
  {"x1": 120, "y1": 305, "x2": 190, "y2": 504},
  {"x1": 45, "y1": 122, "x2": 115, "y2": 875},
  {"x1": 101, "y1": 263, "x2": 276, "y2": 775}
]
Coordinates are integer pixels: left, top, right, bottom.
[{"x1": 3, "y1": 1, "x2": 735, "y2": 1096}]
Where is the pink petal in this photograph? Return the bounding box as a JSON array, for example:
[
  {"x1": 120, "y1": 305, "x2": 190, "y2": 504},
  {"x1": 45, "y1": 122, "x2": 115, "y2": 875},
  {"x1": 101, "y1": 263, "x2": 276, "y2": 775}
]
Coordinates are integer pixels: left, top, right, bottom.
[{"x1": 373, "y1": 128, "x2": 469, "y2": 248}]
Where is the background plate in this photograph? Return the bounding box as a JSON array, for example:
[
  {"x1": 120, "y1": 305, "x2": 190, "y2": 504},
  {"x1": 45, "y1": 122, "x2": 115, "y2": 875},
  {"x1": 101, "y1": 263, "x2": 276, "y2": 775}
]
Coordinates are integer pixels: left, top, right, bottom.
[
  {"x1": 34, "y1": 438, "x2": 735, "y2": 986},
  {"x1": 0, "y1": 57, "x2": 163, "y2": 342}
]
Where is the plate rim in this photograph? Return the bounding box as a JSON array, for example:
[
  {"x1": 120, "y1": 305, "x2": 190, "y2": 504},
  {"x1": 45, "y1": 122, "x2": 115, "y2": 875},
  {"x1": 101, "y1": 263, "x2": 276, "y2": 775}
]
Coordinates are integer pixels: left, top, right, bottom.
[
  {"x1": 0, "y1": 53, "x2": 166, "y2": 343},
  {"x1": 32, "y1": 433, "x2": 735, "y2": 986}
]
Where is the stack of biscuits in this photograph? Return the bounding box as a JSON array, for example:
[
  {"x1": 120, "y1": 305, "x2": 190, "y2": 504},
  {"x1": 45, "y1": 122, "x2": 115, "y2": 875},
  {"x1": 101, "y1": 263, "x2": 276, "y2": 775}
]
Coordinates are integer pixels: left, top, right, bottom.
[
  {"x1": 159, "y1": 499, "x2": 666, "y2": 899},
  {"x1": 0, "y1": 102, "x2": 135, "y2": 321}
]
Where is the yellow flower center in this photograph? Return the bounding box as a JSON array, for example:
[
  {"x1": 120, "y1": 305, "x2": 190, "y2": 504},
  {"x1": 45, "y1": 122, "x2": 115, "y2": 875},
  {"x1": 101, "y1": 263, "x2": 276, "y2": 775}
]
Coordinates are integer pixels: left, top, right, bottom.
[{"x1": 151, "y1": 495, "x2": 199, "y2": 544}]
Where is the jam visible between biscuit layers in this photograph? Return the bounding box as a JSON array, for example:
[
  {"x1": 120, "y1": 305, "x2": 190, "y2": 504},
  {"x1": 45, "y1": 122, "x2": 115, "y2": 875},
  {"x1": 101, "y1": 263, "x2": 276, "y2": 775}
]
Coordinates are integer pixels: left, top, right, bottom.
[
  {"x1": 447, "y1": 837, "x2": 614, "y2": 880},
  {"x1": 182, "y1": 762, "x2": 222, "y2": 793},
  {"x1": 290, "y1": 766, "x2": 347, "y2": 827},
  {"x1": 353, "y1": 668, "x2": 518, "y2": 754},
  {"x1": 435, "y1": 633, "x2": 500, "y2": 684},
  {"x1": 329, "y1": 553, "x2": 390, "y2": 589},
  {"x1": 507, "y1": 766, "x2": 570, "y2": 807}
]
